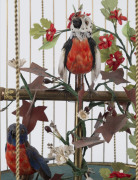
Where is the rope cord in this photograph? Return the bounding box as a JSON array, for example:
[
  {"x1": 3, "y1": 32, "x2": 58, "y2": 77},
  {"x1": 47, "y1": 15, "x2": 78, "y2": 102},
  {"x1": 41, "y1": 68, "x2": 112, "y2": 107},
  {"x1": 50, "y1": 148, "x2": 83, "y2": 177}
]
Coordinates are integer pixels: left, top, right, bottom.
[
  {"x1": 14, "y1": 0, "x2": 20, "y2": 179},
  {"x1": 41, "y1": 0, "x2": 45, "y2": 156},
  {"x1": 135, "y1": 0, "x2": 138, "y2": 178}
]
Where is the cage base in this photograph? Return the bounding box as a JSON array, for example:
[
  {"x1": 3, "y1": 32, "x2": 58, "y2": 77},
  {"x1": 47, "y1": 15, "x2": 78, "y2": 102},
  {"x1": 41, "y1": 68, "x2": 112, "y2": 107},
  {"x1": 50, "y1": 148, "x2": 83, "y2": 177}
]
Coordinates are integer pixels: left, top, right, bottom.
[{"x1": 1, "y1": 163, "x2": 136, "y2": 180}]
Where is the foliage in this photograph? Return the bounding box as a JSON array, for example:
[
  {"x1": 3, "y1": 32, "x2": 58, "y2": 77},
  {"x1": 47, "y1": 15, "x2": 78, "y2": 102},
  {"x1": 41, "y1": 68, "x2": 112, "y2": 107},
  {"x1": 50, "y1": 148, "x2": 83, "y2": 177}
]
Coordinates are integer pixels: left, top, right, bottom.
[{"x1": 5, "y1": 1, "x2": 136, "y2": 179}]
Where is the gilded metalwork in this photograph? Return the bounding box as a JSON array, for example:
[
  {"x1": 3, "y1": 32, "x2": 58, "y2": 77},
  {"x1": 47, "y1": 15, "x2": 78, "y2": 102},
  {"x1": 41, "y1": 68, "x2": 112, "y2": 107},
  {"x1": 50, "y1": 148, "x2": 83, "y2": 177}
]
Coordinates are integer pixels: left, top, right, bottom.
[{"x1": 4, "y1": 89, "x2": 14, "y2": 100}]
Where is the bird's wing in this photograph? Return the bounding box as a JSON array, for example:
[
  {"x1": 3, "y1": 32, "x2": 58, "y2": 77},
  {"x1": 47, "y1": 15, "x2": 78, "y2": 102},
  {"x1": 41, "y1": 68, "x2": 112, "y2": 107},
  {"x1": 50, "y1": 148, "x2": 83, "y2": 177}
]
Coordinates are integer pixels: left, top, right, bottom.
[
  {"x1": 25, "y1": 142, "x2": 51, "y2": 180},
  {"x1": 88, "y1": 37, "x2": 101, "y2": 82},
  {"x1": 88, "y1": 37, "x2": 97, "y2": 70},
  {"x1": 58, "y1": 38, "x2": 73, "y2": 82},
  {"x1": 91, "y1": 47, "x2": 101, "y2": 82}
]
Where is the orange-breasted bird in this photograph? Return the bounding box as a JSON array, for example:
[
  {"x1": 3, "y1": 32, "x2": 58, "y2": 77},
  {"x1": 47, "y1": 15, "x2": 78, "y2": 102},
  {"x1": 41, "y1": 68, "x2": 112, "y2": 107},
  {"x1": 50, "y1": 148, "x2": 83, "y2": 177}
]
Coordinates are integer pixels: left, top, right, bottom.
[
  {"x1": 5, "y1": 123, "x2": 51, "y2": 180},
  {"x1": 58, "y1": 11, "x2": 101, "y2": 86}
]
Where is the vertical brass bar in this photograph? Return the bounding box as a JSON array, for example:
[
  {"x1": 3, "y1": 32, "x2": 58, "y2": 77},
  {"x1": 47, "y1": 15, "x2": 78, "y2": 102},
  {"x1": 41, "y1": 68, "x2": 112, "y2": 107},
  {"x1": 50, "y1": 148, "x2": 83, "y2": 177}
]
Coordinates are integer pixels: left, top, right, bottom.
[
  {"x1": 103, "y1": 16, "x2": 106, "y2": 163},
  {"x1": 74, "y1": 75, "x2": 83, "y2": 180},
  {"x1": 53, "y1": 0, "x2": 55, "y2": 151},
  {"x1": 126, "y1": 0, "x2": 129, "y2": 164},
  {"x1": 78, "y1": 0, "x2": 80, "y2": 8},
  {"x1": 91, "y1": 0, "x2": 94, "y2": 162},
  {"x1": 29, "y1": 0, "x2": 31, "y2": 144},
  {"x1": 65, "y1": 0, "x2": 68, "y2": 138},
  {"x1": 41, "y1": 0, "x2": 45, "y2": 156},
  {"x1": 6, "y1": 0, "x2": 8, "y2": 170}
]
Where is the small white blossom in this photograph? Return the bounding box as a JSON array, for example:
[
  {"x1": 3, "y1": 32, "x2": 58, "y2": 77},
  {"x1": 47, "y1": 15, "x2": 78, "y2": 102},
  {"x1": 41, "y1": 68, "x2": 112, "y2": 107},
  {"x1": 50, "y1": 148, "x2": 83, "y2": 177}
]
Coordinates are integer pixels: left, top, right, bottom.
[
  {"x1": 112, "y1": 58, "x2": 116, "y2": 62},
  {"x1": 77, "y1": 110, "x2": 89, "y2": 120},
  {"x1": 8, "y1": 58, "x2": 26, "y2": 69},
  {"x1": 56, "y1": 155, "x2": 68, "y2": 165},
  {"x1": 48, "y1": 145, "x2": 74, "y2": 165},
  {"x1": 85, "y1": 173, "x2": 93, "y2": 180},
  {"x1": 86, "y1": 177, "x2": 93, "y2": 180},
  {"x1": 103, "y1": 38, "x2": 107, "y2": 42},
  {"x1": 86, "y1": 178, "x2": 93, "y2": 180},
  {"x1": 119, "y1": 169, "x2": 123, "y2": 173}
]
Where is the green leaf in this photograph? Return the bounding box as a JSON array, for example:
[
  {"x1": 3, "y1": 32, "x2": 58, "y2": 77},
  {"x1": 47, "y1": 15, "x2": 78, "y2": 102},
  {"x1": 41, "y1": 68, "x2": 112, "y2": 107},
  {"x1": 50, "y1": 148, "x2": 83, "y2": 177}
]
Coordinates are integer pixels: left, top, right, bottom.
[
  {"x1": 30, "y1": 23, "x2": 45, "y2": 39},
  {"x1": 101, "y1": 0, "x2": 118, "y2": 11},
  {"x1": 33, "y1": 34, "x2": 41, "y2": 39},
  {"x1": 99, "y1": 168, "x2": 111, "y2": 179},
  {"x1": 100, "y1": 8, "x2": 110, "y2": 19},
  {"x1": 125, "y1": 84, "x2": 135, "y2": 90},
  {"x1": 122, "y1": 21, "x2": 135, "y2": 39},
  {"x1": 92, "y1": 31, "x2": 100, "y2": 44},
  {"x1": 120, "y1": 121, "x2": 135, "y2": 132},
  {"x1": 73, "y1": 5, "x2": 76, "y2": 13},
  {"x1": 127, "y1": 148, "x2": 136, "y2": 163},
  {"x1": 101, "y1": 1, "x2": 109, "y2": 9},
  {"x1": 129, "y1": 27, "x2": 135, "y2": 37},
  {"x1": 129, "y1": 131, "x2": 136, "y2": 146},
  {"x1": 92, "y1": 23, "x2": 98, "y2": 33},
  {"x1": 105, "y1": 65, "x2": 112, "y2": 72},
  {"x1": 40, "y1": 18, "x2": 51, "y2": 29},
  {"x1": 111, "y1": 162, "x2": 129, "y2": 173},
  {"x1": 78, "y1": 4, "x2": 83, "y2": 11},
  {"x1": 128, "y1": 65, "x2": 136, "y2": 81},
  {"x1": 39, "y1": 34, "x2": 60, "y2": 50},
  {"x1": 122, "y1": 22, "x2": 130, "y2": 38},
  {"x1": 109, "y1": 45, "x2": 119, "y2": 54},
  {"x1": 100, "y1": 49, "x2": 110, "y2": 63}
]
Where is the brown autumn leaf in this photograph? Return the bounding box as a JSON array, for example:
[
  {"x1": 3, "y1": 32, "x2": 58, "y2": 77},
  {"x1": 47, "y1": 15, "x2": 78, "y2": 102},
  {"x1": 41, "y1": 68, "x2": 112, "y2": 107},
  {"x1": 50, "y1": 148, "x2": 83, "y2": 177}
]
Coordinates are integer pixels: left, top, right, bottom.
[
  {"x1": 28, "y1": 76, "x2": 48, "y2": 90},
  {"x1": 101, "y1": 68, "x2": 129, "y2": 85},
  {"x1": 72, "y1": 136, "x2": 104, "y2": 148},
  {"x1": 95, "y1": 115, "x2": 127, "y2": 143},
  {"x1": 51, "y1": 174, "x2": 64, "y2": 180},
  {"x1": 20, "y1": 62, "x2": 49, "y2": 77},
  {"x1": 12, "y1": 100, "x2": 48, "y2": 134},
  {"x1": 124, "y1": 88, "x2": 136, "y2": 107}
]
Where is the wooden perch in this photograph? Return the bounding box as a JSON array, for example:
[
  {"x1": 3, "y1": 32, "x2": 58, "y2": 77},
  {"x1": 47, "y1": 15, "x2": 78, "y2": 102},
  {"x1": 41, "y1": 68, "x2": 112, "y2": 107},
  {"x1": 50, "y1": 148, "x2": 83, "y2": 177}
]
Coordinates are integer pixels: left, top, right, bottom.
[{"x1": 0, "y1": 87, "x2": 129, "y2": 102}]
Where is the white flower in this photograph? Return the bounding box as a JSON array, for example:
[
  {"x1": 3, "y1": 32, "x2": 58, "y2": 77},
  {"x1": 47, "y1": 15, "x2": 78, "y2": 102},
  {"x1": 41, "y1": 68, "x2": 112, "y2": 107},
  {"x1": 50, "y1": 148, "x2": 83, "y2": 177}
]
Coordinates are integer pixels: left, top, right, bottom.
[
  {"x1": 8, "y1": 58, "x2": 26, "y2": 69},
  {"x1": 63, "y1": 145, "x2": 75, "y2": 156},
  {"x1": 85, "y1": 173, "x2": 93, "y2": 180},
  {"x1": 47, "y1": 153, "x2": 54, "y2": 159},
  {"x1": 119, "y1": 169, "x2": 123, "y2": 173},
  {"x1": 48, "y1": 145, "x2": 74, "y2": 165},
  {"x1": 77, "y1": 110, "x2": 89, "y2": 120},
  {"x1": 56, "y1": 155, "x2": 68, "y2": 165},
  {"x1": 86, "y1": 178, "x2": 93, "y2": 180}
]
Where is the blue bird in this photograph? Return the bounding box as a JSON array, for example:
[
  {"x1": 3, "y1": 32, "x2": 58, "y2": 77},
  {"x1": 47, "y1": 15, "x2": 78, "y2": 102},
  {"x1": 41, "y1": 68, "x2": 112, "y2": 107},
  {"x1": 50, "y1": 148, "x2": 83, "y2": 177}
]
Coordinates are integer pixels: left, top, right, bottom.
[{"x1": 5, "y1": 123, "x2": 52, "y2": 180}]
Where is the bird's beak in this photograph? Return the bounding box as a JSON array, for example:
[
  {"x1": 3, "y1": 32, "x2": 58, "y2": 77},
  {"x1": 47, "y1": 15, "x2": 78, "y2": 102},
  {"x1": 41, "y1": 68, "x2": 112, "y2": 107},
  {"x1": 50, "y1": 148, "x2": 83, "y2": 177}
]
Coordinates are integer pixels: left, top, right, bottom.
[{"x1": 11, "y1": 130, "x2": 16, "y2": 138}]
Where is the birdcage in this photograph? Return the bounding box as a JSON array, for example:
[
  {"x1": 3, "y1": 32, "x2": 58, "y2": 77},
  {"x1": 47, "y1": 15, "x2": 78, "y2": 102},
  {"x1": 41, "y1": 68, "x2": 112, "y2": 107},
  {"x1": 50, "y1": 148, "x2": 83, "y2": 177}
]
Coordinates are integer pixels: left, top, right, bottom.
[{"x1": 0, "y1": 0, "x2": 137, "y2": 180}]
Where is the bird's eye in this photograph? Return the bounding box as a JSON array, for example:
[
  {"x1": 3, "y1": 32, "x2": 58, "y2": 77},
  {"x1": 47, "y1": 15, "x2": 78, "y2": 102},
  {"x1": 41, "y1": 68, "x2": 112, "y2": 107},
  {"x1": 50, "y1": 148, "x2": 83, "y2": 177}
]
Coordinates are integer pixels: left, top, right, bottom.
[
  {"x1": 21, "y1": 129, "x2": 25, "y2": 134},
  {"x1": 85, "y1": 20, "x2": 89, "y2": 26}
]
